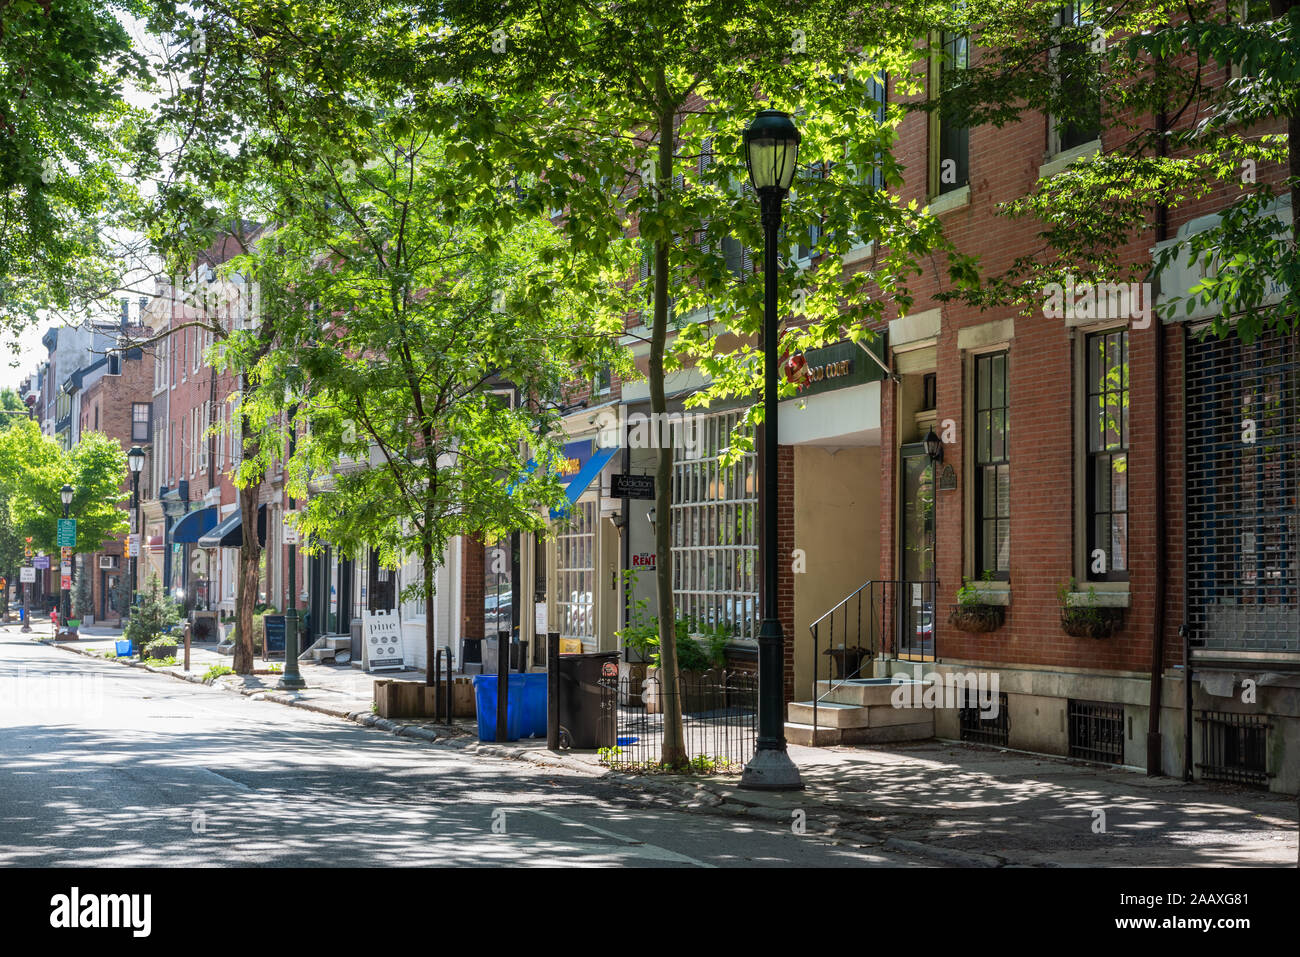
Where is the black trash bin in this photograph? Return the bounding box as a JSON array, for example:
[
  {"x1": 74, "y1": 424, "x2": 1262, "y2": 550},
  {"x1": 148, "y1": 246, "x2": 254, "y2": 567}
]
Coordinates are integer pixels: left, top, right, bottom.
[{"x1": 556, "y1": 651, "x2": 618, "y2": 749}]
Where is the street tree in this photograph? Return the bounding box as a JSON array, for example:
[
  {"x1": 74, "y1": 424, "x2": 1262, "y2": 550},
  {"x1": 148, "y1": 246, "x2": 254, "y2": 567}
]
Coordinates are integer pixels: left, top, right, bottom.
[
  {"x1": 228, "y1": 114, "x2": 630, "y2": 682},
  {"x1": 0, "y1": 421, "x2": 129, "y2": 559},
  {"x1": 431, "y1": 0, "x2": 970, "y2": 764}
]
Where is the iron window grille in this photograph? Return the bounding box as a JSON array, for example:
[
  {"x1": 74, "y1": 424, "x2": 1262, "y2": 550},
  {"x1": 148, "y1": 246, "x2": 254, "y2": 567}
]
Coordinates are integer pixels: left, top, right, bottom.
[
  {"x1": 1185, "y1": 327, "x2": 1299, "y2": 654},
  {"x1": 974, "y1": 351, "x2": 1010, "y2": 579},
  {"x1": 1085, "y1": 329, "x2": 1129, "y2": 581},
  {"x1": 1067, "y1": 699, "x2": 1124, "y2": 764},
  {"x1": 960, "y1": 691, "x2": 1009, "y2": 746},
  {"x1": 1196, "y1": 709, "x2": 1271, "y2": 788}
]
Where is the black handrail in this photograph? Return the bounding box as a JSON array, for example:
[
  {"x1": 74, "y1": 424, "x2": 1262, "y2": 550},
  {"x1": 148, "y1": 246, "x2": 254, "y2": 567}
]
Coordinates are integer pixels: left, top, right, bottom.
[{"x1": 807, "y1": 579, "x2": 936, "y2": 739}]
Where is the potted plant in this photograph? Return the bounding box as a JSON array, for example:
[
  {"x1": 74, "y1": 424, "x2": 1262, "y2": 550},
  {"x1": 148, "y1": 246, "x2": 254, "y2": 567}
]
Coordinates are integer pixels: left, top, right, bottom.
[
  {"x1": 1058, "y1": 579, "x2": 1124, "y2": 638},
  {"x1": 948, "y1": 571, "x2": 1006, "y2": 633}
]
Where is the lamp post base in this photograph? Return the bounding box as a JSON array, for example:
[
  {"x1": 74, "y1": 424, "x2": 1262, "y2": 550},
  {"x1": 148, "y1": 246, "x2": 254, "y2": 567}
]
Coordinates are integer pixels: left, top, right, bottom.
[
  {"x1": 276, "y1": 674, "x2": 307, "y2": 691},
  {"x1": 739, "y1": 746, "x2": 804, "y2": 791}
]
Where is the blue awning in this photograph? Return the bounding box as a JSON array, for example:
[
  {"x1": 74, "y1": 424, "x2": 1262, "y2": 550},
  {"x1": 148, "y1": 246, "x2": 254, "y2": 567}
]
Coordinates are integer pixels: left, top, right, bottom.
[
  {"x1": 197, "y1": 505, "x2": 267, "y2": 549},
  {"x1": 551, "y1": 445, "x2": 620, "y2": 519},
  {"x1": 171, "y1": 506, "x2": 218, "y2": 544}
]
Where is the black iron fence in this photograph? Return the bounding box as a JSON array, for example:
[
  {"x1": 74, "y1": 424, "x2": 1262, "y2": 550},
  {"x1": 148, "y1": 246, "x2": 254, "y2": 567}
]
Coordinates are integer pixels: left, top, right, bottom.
[{"x1": 598, "y1": 670, "x2": 758, "y2": 770}]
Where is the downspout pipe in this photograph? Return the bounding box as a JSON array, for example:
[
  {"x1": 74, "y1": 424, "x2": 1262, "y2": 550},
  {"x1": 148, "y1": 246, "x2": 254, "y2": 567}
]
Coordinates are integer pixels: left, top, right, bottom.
[{"x1": 1147, "y1": 107, "x2": 1170, "y2": 777}]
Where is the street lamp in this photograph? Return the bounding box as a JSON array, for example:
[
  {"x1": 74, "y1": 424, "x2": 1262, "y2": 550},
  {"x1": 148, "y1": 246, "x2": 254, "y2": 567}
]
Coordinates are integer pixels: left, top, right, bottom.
[
  {"x1": 128, "y1": 446, "x2": 145, "y2": 611},
  {"x1": 739, "y1": 109, "x2": 803, "y2": 792},
  {"x1": 278, "y1": 365, "x2": 306, "y2": 690},
  {"x1": 60, "y1": 483, "x2": 73, "y2": 629}
]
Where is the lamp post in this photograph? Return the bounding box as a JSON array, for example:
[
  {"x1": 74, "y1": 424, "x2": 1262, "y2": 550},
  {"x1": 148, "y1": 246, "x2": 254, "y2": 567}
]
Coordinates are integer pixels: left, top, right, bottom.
[
  {"x1": 278, "y1": 366, "x2": 306, "y2": 690},
  {"x1": 128, "y1": 446, "x2": 145, "y2": 611},
  {"x1": 739, "y1": 109, "x2": 803, "y2": 791},
  {"x1": 60, "y1": 483, "x2": 73, "y2": 629}
]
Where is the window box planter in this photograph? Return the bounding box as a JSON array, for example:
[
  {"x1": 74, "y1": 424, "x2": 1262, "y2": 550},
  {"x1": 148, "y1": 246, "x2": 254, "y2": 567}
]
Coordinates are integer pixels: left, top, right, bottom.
[
  {"x1": 1059, "y1": 606, "x2": 1124, "y2": 639},
  {"x1": 948, "y1": 603, "x2": 1006, "y2": 633}
]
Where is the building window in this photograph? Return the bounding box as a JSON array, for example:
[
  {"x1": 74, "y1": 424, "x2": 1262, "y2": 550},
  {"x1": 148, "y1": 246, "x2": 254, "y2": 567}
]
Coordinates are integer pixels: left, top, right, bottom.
[
  {"x1": 1049, "y1": 1, "x2": 1103, "y2": 155},
  {"x1": 592, "y1": 365, "x2": 612, "y2": 398},
  {"x1": 1185, "y1": 327, "x2": 1298, "y2": 654},
  {"x1": 974, "y1": 351, "x2": 1010, "y2": 578},
  {"x1": 795, "y1": 161, "x2": 828, "y2": 262},
  {"x1": 671, "y1": 410, "x2": 758, "y2": 640},
  {"x1": 929, "y1": 30, "x2": 969, "y2": 197},
  {"x1": 555, "y1": 504, "x2": 596, "y2": 645},
  {"x1": 132, "y1": 403, "x2": 150, "y2": 442},
  {"x1": 1085, "y1": 329, "x2": 1128, "y2": 581}
]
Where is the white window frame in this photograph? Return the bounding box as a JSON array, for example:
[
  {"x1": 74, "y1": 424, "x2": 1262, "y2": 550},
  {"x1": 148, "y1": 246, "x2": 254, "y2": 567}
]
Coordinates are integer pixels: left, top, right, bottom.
[{"x1": 670, "y1": 410, "x2": 759, "y2": 642}]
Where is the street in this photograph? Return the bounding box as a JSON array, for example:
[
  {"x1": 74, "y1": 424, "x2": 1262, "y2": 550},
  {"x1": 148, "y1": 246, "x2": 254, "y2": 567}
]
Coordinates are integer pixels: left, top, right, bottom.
[{"x1": 0, "y1": 629, "x2": 926, "y2": 868}]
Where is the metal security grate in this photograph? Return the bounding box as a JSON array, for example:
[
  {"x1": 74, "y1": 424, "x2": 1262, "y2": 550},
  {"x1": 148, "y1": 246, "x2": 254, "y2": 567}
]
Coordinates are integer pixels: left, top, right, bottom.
[
  {"x1": 1197, "y1": 710, "x2": 1271, "y2": 787},
  {"x1": 960, "y1": 691, "x2": 1009, "y2": 746},
  {"x1": 1185, "y1": 327, "x2": 1300, "y2": 653},
  {"x1": 1068, "y1": 699, "x2": 1124, "y2": 764}
]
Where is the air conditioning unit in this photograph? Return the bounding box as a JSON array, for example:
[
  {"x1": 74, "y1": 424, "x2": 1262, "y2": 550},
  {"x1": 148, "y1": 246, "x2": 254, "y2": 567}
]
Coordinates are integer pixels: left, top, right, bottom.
[{"x1": 99, "y1": 555, "x2": 120, "y2": 570}]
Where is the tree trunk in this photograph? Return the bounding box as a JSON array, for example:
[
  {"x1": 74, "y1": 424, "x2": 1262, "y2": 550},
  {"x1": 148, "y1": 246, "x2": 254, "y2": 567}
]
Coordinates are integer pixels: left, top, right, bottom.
[
  {"x1": 232, "y1": 395, "x2": 263, "y2": 675},
  {"x1": 650, "y1": 89, "x2": 686, "y2": 768}
]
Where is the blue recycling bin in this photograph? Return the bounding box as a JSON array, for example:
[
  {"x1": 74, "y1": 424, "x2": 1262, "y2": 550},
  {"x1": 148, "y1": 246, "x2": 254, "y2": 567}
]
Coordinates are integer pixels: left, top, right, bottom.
[
  {"x1": 115, "y1": 639, "x2": 133, "y2": 657},
  {"x1": 472, "y1": 674, "x2": 526, "y2": 742},
  {"x1": 519, "y1": 673, "x2": 548, "y2": 738}
]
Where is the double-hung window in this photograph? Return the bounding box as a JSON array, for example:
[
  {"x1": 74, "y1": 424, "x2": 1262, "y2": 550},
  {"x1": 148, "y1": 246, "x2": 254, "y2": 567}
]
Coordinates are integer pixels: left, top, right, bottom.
[
  {"x1": 929, "y1": 30, "x2": 970, "y2": 197},
  {"x1": 1085, "y1": 329, "x2": 1128, "y2": 580},
  {"x1": 1049, "y1": 2, "x2": 1103, "y2": 156},
  {"x1": 974, "y1": 351, "x2": 1010, "y2": 578}
]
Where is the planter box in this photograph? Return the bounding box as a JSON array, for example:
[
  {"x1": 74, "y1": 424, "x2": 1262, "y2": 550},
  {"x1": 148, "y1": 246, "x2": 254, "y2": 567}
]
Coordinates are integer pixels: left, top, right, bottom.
[
  {"x1": 374, "y1": 677, "x2": 476, "y2": 718},
  {"x1": 1060, "y1": 606, "x2": 1124, "y2": 639},
  {"x1": 948, "y1": 603, "x2": 1006, "y2": 633}
]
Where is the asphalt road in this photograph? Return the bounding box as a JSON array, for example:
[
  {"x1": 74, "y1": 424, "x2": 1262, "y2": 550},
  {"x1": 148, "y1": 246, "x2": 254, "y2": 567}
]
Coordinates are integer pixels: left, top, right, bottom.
[{"x1": 0, "y1": 630, "x2": 925, "y2": 868}]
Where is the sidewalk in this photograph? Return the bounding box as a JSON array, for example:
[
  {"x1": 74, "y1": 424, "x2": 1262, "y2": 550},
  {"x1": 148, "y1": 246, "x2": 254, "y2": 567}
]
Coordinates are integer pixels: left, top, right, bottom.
[{"x1": 24, "y1": 622, "x2": 1297, "y2": 867}]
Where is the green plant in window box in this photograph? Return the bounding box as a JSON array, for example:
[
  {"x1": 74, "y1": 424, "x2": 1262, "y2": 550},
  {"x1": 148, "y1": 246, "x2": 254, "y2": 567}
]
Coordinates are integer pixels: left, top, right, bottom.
[
  {"x1": 948, "y1": 570, "x2": 1006, "y2": 633},
  {"x1": 1057, "y1": 578, "x2": 1124, "y2": 639}
]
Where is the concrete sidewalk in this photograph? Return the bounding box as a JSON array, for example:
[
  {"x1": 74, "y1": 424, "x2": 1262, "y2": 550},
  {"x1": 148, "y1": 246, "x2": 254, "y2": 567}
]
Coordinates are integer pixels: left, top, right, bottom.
[{"x1": 24, "y1": 622, "x2": 1297, "y2": 867}]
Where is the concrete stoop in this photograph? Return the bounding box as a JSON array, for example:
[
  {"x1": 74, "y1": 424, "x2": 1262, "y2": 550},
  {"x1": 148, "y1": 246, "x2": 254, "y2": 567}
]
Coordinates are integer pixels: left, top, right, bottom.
[{"x1": 785, "y1": 678, "x2": 935, "y2": 747}]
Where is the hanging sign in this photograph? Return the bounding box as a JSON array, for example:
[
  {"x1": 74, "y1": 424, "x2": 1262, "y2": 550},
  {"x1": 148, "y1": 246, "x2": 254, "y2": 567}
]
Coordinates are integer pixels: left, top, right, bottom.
[
  {"x1": 611, "y1": 474, "x2": 655, "y2": 500},
  {"x1": 362, "y1": 609, "x2": 405, "y2": 671},
  {"x1": 57, "y1": 519, "x2": 77, "y2": 547}
]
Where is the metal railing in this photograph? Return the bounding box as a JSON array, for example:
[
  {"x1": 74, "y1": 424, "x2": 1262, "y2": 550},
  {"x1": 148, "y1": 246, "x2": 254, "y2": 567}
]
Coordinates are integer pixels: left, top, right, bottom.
[
  {"x1": 598, "y1": 671, "x2": 758, "y2": 770},
  {"x1": 807, "y1": 579, "x2": 936, "y2": 735}
]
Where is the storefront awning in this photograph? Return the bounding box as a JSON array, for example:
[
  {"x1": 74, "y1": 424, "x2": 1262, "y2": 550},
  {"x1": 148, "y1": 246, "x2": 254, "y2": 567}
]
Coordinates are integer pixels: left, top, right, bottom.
[
  {"x1": 551, "y1": 445, "x2": 620, "y2": 519},
  {"x1": 171, "y1": 506, "x2": 219, "y2": 544},
  {"x1": 197, "y1": 504, "x2": 267, "y2": 548}
]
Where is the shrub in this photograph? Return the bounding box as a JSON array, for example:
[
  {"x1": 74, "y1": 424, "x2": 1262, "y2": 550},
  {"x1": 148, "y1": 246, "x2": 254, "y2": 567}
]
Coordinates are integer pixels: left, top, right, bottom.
[
  {"x1": 124, "y1": 575, "x2": 181, "y2": 649},
  {"x1": 203, "y1": 664, "x2": 235, "y2": 683},
  {"x1": 143, "y1": 636, "x2": 180, "y2": 659}
]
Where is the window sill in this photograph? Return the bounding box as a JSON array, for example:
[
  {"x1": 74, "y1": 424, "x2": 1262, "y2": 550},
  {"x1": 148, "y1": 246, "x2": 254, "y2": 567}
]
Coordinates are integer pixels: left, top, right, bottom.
[
  {"x1": 842, "y1": 242, "x2": 875, "y2": 267},
  {"x1": 1038, "y1": 139, "x2": 1101, "y2": 181},
  {"x1": 925, "y1": 185, "x2": 971, "y2": 216},
  {"x1": 1066, "y1": 589, "x2": 1129, "y2": 609}
]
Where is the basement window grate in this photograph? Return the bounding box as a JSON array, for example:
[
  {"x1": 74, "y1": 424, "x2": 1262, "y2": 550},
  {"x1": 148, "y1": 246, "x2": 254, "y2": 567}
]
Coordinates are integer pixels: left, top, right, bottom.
[
  {"x1": 1197, "y1": 710, "x2": 1271, "y2": 788},
  {"x1": 959, "y1": 691, "x2": 1009, "y2": 746},
  {"x1": 1067, "y1": 699, "x2": 1124, "y2": 764}
]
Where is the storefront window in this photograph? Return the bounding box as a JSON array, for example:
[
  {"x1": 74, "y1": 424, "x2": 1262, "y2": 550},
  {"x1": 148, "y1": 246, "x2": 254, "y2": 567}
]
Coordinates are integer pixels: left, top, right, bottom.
[
  {"x1": 554, "y1": 506, "x2": 595, "y2": 644},
  {"x1": 671, "y1": 411, "x2": 758, "y2": 640}
]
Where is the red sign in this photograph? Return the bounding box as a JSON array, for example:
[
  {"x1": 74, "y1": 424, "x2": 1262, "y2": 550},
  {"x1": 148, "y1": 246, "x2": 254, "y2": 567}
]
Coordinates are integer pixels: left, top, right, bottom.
[{"x1": 60, "y1": 575, "x2": 72, "y2": 590}]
